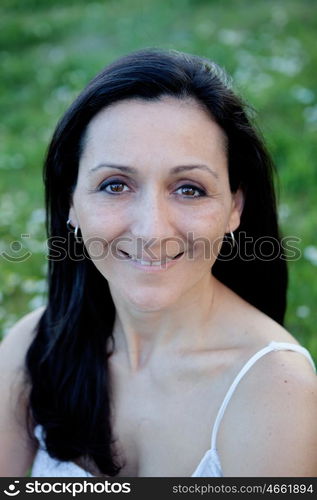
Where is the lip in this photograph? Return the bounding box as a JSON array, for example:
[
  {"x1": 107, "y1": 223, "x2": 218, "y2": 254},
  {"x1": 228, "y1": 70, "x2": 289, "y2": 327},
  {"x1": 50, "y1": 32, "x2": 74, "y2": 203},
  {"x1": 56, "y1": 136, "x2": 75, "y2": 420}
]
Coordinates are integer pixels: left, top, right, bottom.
[{"x1": 117, "y1": 249, "x2": 184, "y2": 272}]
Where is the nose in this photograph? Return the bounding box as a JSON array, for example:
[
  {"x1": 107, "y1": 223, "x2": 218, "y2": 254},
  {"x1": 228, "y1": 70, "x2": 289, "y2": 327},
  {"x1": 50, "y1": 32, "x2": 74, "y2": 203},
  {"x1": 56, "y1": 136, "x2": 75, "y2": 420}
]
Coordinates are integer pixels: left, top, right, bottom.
[
  {"x1": 127, "y1": 188, "x2": 182, "y2": 260},
  {"x1": 130, "y1": 189, "x2": 172, "y2": 241}
]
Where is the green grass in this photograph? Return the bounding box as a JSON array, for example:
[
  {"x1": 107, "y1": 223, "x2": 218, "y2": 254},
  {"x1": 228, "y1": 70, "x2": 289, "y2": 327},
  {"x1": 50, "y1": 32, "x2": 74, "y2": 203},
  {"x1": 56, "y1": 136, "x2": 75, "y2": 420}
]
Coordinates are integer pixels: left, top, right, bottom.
[{"x1": 1, "y1": 0, "x2": 316, "y2": 361}]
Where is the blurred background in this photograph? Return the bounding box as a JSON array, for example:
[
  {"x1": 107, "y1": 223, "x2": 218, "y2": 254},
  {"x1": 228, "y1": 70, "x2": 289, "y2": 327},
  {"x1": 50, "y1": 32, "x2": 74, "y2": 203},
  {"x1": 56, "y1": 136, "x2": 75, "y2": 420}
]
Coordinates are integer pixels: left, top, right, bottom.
[{"x1": 0, "y1": 0, "x2": 316, "y2": 360}]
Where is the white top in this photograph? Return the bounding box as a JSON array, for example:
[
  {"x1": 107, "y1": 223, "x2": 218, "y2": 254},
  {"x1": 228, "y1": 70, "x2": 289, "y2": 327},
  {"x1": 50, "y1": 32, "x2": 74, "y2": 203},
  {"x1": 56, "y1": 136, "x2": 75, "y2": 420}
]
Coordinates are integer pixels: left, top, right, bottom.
[{"x1": 31, "y1": 341, "x2": 316, "y2": 477}]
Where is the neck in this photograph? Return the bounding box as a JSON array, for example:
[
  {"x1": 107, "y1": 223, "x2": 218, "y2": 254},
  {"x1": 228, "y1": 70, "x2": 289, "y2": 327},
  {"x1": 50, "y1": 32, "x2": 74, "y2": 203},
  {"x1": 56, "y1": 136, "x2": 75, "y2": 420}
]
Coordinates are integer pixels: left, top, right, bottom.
[{"x1": 109, "y1": 274, "x2": 220, "y2": 373}]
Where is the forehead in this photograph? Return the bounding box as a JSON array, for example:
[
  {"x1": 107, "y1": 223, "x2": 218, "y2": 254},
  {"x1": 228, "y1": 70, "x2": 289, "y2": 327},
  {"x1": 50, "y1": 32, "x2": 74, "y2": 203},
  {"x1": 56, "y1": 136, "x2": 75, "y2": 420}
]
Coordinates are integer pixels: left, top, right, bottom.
[{"x1": 80, "y1": 96, "x2": 227, "y2": 167}]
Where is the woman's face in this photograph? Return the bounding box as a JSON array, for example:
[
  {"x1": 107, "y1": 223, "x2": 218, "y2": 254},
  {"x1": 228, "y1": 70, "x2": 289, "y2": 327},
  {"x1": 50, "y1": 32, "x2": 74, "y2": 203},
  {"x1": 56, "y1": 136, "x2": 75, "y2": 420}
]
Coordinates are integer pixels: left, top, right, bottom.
[{"x1": 69, "y1": 96, "x2": 243, "y2": 311}]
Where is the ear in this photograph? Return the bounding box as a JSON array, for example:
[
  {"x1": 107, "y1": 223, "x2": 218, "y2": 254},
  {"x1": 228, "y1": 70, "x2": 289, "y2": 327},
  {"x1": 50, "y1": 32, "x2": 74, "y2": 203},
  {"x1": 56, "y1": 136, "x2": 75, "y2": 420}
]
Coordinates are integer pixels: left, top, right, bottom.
[{"x1": 227, "y1": 187, "x2": 244, "y2": 233}]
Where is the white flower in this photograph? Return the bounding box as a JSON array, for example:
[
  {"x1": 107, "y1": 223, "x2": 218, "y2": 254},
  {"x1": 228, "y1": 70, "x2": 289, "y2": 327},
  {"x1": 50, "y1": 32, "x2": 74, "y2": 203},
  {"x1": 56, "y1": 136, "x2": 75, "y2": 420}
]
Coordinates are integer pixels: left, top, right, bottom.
[
  {"x1": 296, "y1": 306, "x2": 310, "y2": 319},
  {"x1": 218, "y1": 29, "x2": 244, "y2": 46},
  {"x1": 292, "y1": 86, "x2": 315, "y2": 104},
  {"x1": 28, "y1": 295, "x2": 46, "y2": 310},
  {"x1": 21, "y1": 279, "x2": 46, "y2": 294},
  {"x1": 303, "y1": 246, "x2": 317, "y2": 266},
  {"x1": 304, "y1": 105, "x2": 317, "y2": 124}
]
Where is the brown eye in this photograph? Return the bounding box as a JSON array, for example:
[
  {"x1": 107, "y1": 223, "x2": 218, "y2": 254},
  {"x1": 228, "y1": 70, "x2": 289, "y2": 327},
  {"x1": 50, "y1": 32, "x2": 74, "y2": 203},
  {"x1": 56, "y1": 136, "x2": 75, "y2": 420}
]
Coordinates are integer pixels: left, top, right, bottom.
[
  {"x1": 99, "y1": 181, "x2": 129, "y2": 194},
  {"x1": 176, "y1": 185, "x2": 206, "y2": 198},
  {"x1": 109, "y1": 183, "x2": 125, "y2": 192}
]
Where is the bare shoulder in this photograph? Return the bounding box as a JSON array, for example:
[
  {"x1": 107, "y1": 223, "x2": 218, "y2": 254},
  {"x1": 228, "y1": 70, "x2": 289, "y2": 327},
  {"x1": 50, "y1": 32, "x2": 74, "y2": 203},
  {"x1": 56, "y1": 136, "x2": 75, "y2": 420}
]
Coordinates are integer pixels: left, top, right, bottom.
[
  {"x1": 0, "y1": 305, "x2": 46, "y2": 388},
  {"x1": 218, "y1": 339, "x2": 317, "y2": 476},
  {"x1": 1, "y1": 305, "x2": 46, "y2": 352},
  {"x1": 212, "y1": 281, "x2": 317, "y2": 476},
  {"x1": 0, "y1": 306, "x2": 46, "y2": 476}
]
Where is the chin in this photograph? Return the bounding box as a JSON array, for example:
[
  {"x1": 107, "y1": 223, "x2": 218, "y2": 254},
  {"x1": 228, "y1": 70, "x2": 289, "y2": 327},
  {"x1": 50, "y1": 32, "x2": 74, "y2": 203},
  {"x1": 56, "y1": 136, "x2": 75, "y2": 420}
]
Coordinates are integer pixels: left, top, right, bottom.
[{"x1": 123, "y1": 289, "x2": 177, "y2": 312}]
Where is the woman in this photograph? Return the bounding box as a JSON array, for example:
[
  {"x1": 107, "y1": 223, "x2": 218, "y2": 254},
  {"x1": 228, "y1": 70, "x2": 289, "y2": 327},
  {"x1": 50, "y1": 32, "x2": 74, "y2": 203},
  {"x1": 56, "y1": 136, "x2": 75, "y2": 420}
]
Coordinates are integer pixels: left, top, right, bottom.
[{"x1": 0, "y1": 48, "x2": 316, "y2": 477}]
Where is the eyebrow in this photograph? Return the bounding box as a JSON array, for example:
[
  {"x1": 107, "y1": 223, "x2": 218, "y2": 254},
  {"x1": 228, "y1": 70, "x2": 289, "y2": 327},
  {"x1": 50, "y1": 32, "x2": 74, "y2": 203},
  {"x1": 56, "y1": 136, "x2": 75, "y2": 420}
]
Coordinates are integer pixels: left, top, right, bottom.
[{"x1": 89, "y1": 163, "x2": 219, "y2": 179}]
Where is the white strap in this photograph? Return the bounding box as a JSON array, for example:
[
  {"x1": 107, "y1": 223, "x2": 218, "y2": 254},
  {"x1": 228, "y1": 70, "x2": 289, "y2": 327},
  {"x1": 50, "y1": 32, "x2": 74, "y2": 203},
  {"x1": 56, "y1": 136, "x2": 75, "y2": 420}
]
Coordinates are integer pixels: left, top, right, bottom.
[{"x1": 210, "y1": 341, "x2": 316, "y2": 449}]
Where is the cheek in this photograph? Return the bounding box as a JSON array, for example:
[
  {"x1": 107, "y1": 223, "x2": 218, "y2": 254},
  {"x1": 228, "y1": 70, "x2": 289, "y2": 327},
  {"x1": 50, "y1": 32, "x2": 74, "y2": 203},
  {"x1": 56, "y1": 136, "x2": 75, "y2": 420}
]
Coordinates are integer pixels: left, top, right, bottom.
[
  {"x1": 74, "y1": 201, "x2": 128, "y2": 260},
  {"x1": 76, "y1": 200, "x2": 126, "y2": 240},
  {"x1": 184, "y1": 204, "x2": 228, "y2": 238},
  {"x1": 184, "y1": 205, "x2": 228, "y2": 259}
]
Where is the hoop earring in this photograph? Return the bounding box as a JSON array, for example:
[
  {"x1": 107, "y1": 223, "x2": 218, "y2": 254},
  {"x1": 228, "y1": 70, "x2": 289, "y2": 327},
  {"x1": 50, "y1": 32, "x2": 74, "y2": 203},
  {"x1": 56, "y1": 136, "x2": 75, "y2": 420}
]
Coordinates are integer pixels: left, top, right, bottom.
[
  {"x1": 66, "y1": 218, "x2": 82, "y2": 243},
  {"x1": 74, "y1": 225, "x2": 81, "y2": 243},
  {"x1": 230, "y1": 231, "x2": 235, "y2": 246},
  {"x1": 66, "y1": 218, "x2": 73, "y2": 231},
  {"x1": 226, "y1": 230, "x2": 235, "y2": 247}
]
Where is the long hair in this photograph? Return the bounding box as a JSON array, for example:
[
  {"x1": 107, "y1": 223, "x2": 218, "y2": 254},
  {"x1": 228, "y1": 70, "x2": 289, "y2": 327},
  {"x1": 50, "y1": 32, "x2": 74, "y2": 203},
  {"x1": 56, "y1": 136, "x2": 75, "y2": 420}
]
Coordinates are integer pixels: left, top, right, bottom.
[{"x1": 25, "y1": 48, "x2": 287, "y2": 475}]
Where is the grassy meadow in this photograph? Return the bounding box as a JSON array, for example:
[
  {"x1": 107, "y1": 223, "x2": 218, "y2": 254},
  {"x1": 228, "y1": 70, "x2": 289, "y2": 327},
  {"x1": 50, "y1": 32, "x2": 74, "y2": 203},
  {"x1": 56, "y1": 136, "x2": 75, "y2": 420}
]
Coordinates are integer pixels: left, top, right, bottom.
[{"x1": 0, "y1": 0, "x2": 316, "y2": 360}]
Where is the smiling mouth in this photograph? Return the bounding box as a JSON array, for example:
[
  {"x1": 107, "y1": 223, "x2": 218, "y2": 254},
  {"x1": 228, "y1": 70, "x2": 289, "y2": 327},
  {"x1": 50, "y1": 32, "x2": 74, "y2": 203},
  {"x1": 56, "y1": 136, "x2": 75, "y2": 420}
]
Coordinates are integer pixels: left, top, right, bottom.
[{"x1": 118, "y1": 249, "x2": 184, "y2": 266}]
